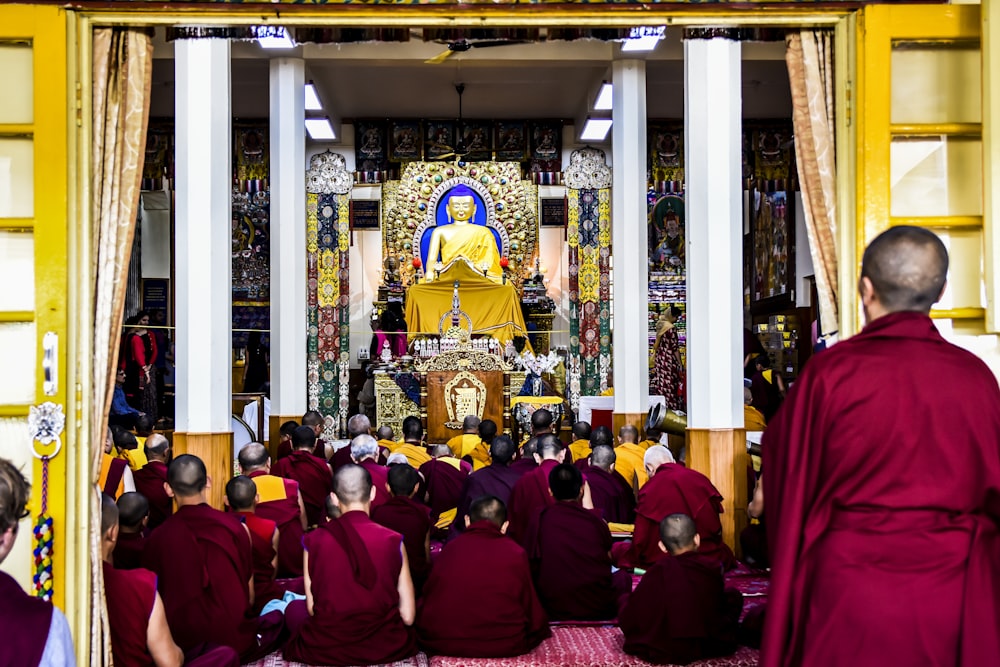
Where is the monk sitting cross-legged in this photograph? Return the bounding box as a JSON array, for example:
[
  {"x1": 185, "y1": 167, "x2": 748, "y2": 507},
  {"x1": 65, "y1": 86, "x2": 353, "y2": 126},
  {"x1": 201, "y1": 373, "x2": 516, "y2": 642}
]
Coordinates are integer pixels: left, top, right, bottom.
[
  {"x1": 451, "y1": 434, "x2": 527, "y2": 538},
  {"x1": 416, "y1": 496, "x2": 550, "y2": 657},
  {"x1": 507, "y1": 433, "x2": 565, "y2": 546},
  {"x1": 113, "y1": 491, "x2": 149, "y2": 570},
  {"x1": 351, "y1": 434, "x2": 391, "y2": 509},
  {"x1": 140, "y1": 455, "x2": 283, "y2": 662},
  {"x1": 284, "y1": 464, "x2": 418, "y2": 666},
  {"x1": 419, "y1": 443, "x2": 471, "y2": 536},
  {"x1": 393, "y1": 415, "x2": 432, "y2": 469},
  {"x1": 376, "y1": 424, "x2": 398, "y2": 454},
  {"x1": 567, "y1": 420, "x2": 593, "y2": 465},
  {"x1": 101, "y1": 494, "x2": 240, "y2": 667},
  {"x1": 525, "y1": 463, "x2": 632, "y2": 621},
  {"x1": 583, "y1": 444, "x2": 636, "y2": 524},
  {"x1": 620, "y1": 514, "x2": 742, "y2": 665},
  {"x1": 371, "y1": 463, "x2": 433, "y2": 594},
  {"x1": 237, "y1": 442, "x2": 307, "y2": 578},
  {"x1": 270, "y1": 425, "x2": 333, "y2": 527},
  {"x1": 614, "y1": 425, "x2": 649, "y2": 495},
  {"x1": 225, "y1": 476, "x2": 285, "y2": 615},
  {"x1": 133, "y1": 433, "x2": 173, "y2": 530}
]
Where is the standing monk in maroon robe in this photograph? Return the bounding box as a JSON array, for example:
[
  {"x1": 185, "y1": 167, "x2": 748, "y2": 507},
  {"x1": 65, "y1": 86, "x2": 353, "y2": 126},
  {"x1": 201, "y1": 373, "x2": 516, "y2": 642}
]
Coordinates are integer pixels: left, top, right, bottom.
[
  {"x1": 416, "y1": 496, "x2": 550, "y2": 657},
  {"x1": 351, "y1": 434, "x2": 391, "y2": 509},
  {"x1": 620, "y1": 514, "x2": 741, "y2": 665},
  {"x1": 113, "y1": 492, "x2": 148, "y2": 569},
  {"x1": 372, "y1": 463, "x2": 432, "y2": 594},
  {"x1": 271, "y1": 425, "x2": 333, "y2": 526},
  {"x1": 616, "y1": 445, "x2": 735, "y2": 570},
  {"x1": 237, "y1": 442, "x2": 307, "y2": 577},
  {"x1": 507, "y1": 433, "x2": 565, "y2": 545},
  {"x1": 225, "y1": 476, "x2": 285, "y2": 615},
  {"x1": 0, "y1": 458, "x2": 75, "y2": 667},
  {"x1": 133, "y1": 434, "x2": 173, "y2": 530},
  {"x1": 763, "y1": 227, "x2": 1000, "y2": 667},
  {"x1": 284, "y1": 465, "x2": 418, "y2": 665},
  {"x1": 419, "y1": 444, "x2": 471, "y2": 535},
  {"x1": 583, "y1": 444, "x2": 636, "y2": 524},
  {"x1": 101, "y1": 494, "x2": 239, "y2": 667},
  {"x1": 525, "y1": 464, "x2": 631, "y2": 620},
  {"x1": 141, "y1": 455, "x2": 282, "y2": 662},
  {"x1": 452, "y1": 434, "x2": 527, "y2": 537}
]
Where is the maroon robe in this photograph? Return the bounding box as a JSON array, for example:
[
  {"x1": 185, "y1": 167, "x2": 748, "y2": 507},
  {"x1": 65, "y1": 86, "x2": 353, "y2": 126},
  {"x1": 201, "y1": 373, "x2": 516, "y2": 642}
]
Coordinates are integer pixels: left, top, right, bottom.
[
  {"x1": 235, "y1": 511, "x2": 281, "y2": 614},
  {"x1": 622, "y1": 463, "x2": 735, "y2": 570},
  {"x1": 271, "y1": 449, "x2": 332, "y2": 526},
  {"x1": 284, "y1": 510, "x2": 416, "y2": 665},
  {"x1": 506, "y1": 458, "x2": 559, "y2": 546},
  {"x1": 133, "y1": 460, "x2": 173, "y2": 530},
  {"x1": 112, "y1": 530, "x2": 146, "y2": 570},
  {"x1": 418, "y1": 457, "x2": 471, "y2": 525},
  {"x1": 246, "y1": 471, "x2": 304, "y2": 577},
  {"x1": 762, "y1": 312, "x2": 1000, "y2": 667},
  {"x1": 450, "y1": 462, "x2": 527, "y2": 537},
  {"x1": 583, "y1": 465, "x2": 636, "y2": 524},
  {"x1": 620, "y1": 551, "x2": 741, "y2": 665},
  {"x1": 525, "y1": 501, "x2": 630, "y2": 620},
  {"x1": 360, "y1": 459, "x2": 391, "y2": 509},
  {"x1": 371, "y1": 495, "x2": 432, "y2": 591},
  {"x1": 141, "y1": 503, "x2": 260, "y2": 659},
  {"x1": 509, "y1": 456, "x2": 537, "y2": 477},
  {"x1": 0, "y1": 570, "x2": 52, "y2": 667},
  {"x1": 277, "y1": 437, "x2": 327, "y2": 462},
  {"x1": 417, "y1": 520, "x2": 550, "y2": 656},
  {"x1": 331, "y1": 443, "x2": 389, "y2": 472}
]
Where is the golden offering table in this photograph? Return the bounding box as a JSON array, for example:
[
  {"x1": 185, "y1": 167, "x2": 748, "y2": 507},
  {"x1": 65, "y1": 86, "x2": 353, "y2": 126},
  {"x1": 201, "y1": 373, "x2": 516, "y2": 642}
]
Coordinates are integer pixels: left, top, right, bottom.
[{"x1": 405, "y1": 262, "x2": 529, "y2": 344}]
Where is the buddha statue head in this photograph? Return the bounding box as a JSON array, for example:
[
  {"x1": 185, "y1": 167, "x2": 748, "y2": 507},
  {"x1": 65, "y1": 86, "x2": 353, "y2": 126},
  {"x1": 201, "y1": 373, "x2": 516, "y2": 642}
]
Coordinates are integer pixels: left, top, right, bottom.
[{"x1": 445, "y1": 184, "x2": 478, "y2": 224}]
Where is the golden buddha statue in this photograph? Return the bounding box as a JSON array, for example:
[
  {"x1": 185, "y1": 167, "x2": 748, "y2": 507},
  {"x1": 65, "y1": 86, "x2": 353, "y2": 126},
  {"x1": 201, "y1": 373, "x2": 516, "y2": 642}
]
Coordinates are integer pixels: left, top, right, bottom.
[{"x1": 425, "y1": 185, "x2": 503, "y2": 283}]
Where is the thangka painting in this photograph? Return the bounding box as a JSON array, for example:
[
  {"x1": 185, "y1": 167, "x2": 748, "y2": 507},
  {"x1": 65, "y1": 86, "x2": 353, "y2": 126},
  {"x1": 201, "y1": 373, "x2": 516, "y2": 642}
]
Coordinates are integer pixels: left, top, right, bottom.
[
  {"x1": 233, "y1": 123, "x2": 271, "y2": 348},
  {"x1": 529, "y1": 121, "x2": 562, "y2": 173},
  {"x1": 495, "y1": 121, "x2": 527, "y2": 162},
  {"x1": 648, "y1": 194, "x2": 685, "y2": 275},
  {"x1": 648, "y1": 123, "x2": 684, "y2": 187},
  {"x1": 460, "y1": 121, "x2": 493, "y2": 161},
  {"x1": 142, "y1": 121, "x2": 173, "y2": 187},
  {"x1": 424, "y1": 120, "x2": 456, "y2": 160},
  {"x1": 355, "y1": 120, "x2": 389, "y2": 172},
  {"x1": 234, "y1": 124, "x2": 269, "y2": 183},
  {"x1": 751, "y1": 190, "x2": 794, "y2": 306},
  {"x1": 390, "y1": 120, "x2": 422, "y2": 162}
]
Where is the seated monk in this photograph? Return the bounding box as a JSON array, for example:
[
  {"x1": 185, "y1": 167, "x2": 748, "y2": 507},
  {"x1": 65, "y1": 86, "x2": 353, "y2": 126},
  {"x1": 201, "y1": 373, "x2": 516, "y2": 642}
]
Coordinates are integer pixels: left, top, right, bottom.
[
  {"x1": 419, "y1": 443, "x2": 471, "y2": 536},
  {"x1": 743, "y1": 387, "x2": 767, "y2": 433},
  {"x1": 511, "y1": 436, "x2": 540, "y2": 476},
  {"x1": 141, "y1": 454, "x2": 283, "y2": 662},
  {"x1": 271, "y1": 425, "x2": 333, "y2": 527},
  {"x1": 274, "y1": 420, "x2": 299, "y2": 461},
  {"x1": 371, "y1": 464, "x2": 432, "y2": 594},
  {"x1": 0, "y1": 458, "x2": 75, "y2": 666},
  {"x1": 452, "y1": 434, "x2": 526, "y2": 537},
  {"x1": 302, "y1": 410, "x2": 334, "y2": 460},
  {"x1": 133, "y1": 434, "x2": 173, "y2": 530},
  {"x1": 331, "y1": 414, "x2": 390, "y2": 472},
  {"x1": 567, "y1": 421, "x2": 592, "y2": 464},
  {"x1": 525, "y1": 464, "x2": 631, "y2": 621},
  {"x1": 615, "y1": 446, "x2": 736, "y2": 571},
  {"x1": 100, "y1": 426, "x2": 135, "y2": 499},
  {"x1": 417, "y1": 496, "x2": 550, "y2": 656},
  {"x1": 352, "y1": 434, "x2": 391, "y2": 509},
  {"x1": 576, "y1": 425, "x2": 614, "y2": 471},
  {"x1": 468, "y1": 418, "x2": 498, "y2": 470},
  {"x1": 620, "y1": 514, "x2": 742, "y2": 665},
  {"x1": 376, "y1": 425, "x2": 398, "y2": 453},
  {"x1": 237, "y1": 443, "x2": 307, "y2": 578},
  {"x1": 446, "y1": 415, "x2": 483, "y2": 460},
  {"x1": 394, "y1": 415, "x2": 432, "y2": 469},
  {"x1": 101, "y1": 495, "x2": 239, "y2": 667},
  {"x1": 583, "y1": 445, "x2": 636, "y2": 524},
  {"x1": 225, "y1": 476, "x2": 284, "y2": 615},
  {"x1": 507, "y1": 433, "x2": 565, "y2": 545},
  {"x1": 284, "y1": 465, "x2": 418, "y2": 665},
  {"x1": 614, "y1": 425, "x2": 648, "y2": 495},
  {"x1": 424, "y1": 184, "x2": 503, "y2": 283},
  {"x1": 113, "y1": 491, "x2": 148, "y2": 569}
]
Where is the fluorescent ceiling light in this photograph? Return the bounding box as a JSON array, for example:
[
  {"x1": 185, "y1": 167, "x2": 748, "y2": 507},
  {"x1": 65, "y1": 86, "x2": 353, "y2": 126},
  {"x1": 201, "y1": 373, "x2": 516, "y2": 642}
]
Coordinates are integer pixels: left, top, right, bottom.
[
  {"x1": 305, "y1": 117, "x2": 336, "y2": 141},
  {"x1": 255, "y1": 26, "x2": 295, "y2": 49},
  {"x1": 304, "y1": 83, "x2": 323, "y2": 111},
  {"x1": 593, "y1": 83, "x2": 613, "y2": 111},
  {"x1": 621, "y1": 26, "x2": 665, "y2": 53},
  {"x1": 580, "y1": 118, "x2": 613, "y2": 142}
]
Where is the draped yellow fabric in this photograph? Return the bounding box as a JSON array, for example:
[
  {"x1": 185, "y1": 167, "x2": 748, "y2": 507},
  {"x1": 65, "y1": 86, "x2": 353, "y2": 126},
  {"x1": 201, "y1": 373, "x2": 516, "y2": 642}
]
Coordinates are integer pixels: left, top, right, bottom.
[
  {"x1": 568, "y1": 439, "x2": 592, "y2": 463},
  {"x1": 446, "y1": 434, "x2": 482, "y2": 459},
  {"x1": 430, "y1": 224, "x2": 503, "y2": 283}
]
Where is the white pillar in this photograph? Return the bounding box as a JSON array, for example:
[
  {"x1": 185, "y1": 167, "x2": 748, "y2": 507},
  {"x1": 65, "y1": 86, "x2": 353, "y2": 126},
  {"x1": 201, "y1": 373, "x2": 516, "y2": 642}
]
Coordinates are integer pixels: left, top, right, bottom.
[
  {"x1": 684, "y1": 34, "x2": 743, "y2": 429},
  {"x1": 611, "y1": 59, "x2": 650, "y2": 419},
  {"x1": 175, "y1": 39, "x2": 232, "y2": 433},
  {"x1": 269, "y1": 58, "x2": 307, "y2": 421}
]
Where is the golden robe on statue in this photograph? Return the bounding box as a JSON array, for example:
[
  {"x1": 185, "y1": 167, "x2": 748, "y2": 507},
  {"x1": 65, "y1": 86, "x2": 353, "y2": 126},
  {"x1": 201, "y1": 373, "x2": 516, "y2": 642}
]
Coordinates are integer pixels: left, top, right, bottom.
[{"x1": 429, "y1": 223, "x2": 504, "y2": 283}]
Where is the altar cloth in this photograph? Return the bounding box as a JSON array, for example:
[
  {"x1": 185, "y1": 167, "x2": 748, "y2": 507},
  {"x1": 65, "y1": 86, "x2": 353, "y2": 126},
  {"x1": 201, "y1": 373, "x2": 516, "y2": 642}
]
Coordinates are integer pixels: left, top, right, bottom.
[{"x1": 406, "y1": 262, "x2": 529, "y2": 344}]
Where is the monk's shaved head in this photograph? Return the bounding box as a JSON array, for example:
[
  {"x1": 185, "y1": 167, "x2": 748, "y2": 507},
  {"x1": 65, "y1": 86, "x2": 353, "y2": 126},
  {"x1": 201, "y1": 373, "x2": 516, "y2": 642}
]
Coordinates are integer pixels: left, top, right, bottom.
[
  {"x1": 226, "y1": 476, "x2": 257, "y2": 511},
  {"x1": 387, "y1": 464, "x2": 419, "y2": 497},
  {"x1": 619, "y1": 424, "x2": 639, "y2": 444},
  {"x1": 572, "y1": 421, "x2": 592, "y2": 441},
  {"x1": 590, "y1": 426, "x2": 614, "y2": 448},
  {"x1": 463, "y1": 415, "x2": 481, "y2": 433},
  {"x1": 479, "y1": 419, "x2": 498, "y2": 443},
  {"x1": 280, "y1": 420, "x2": 299, "y2": 439},
  {"x1": 531, "y1": 408, "x2": 553, "y2": 434},
  {"x1": 116, "y1": 492, "x2": 149, "y2": 530},
  {"x1": 347, "y1": 414, "x2": 371, "y2": 438},
  {"x1": 429, "y1": 443, "x2": 452, "y2": 458},
  {"x1": 302, "y1": 410, "x2": 324, "y2": 428},
  {"x1": 292, "y1": 425, "x2": 317, "y2": 451},
  {"x1": 469, "y1": 495, "x2": 507, "y2": 527},
  {"x1": 402, "y1": 415, "x2": 423, "y2": 441},
  {"x1": 644, "y1": 445, "x2": 675, "y2": 471},
  {"x1": 549, "y1": 463, "x2": 583, "y2": 501},
  {"x1": 660, "y1": 513, "x2": 698, "y2": 554},
  {"x1": 537, "y1": 433, "x2": 564, "y2": 460},
  {"x1": 167, "y1": 454, "x2": 207, "y2": 497},
  {"x1": 238, "y1": 443, "x2": 269, "y2": 471},
  {"x1": 334, "y1": 464, "x2": 373, "y2": 505},
  {"x1": 591, "y1": 445, "x2": 616, "y2": 471},
  {"x1": 861, "y1": 226, "x2": 948, "y2": 313},
  {"x1": 490, "y1": 435, "x2": 516, "y2": 465},
  {"x1": 101, "y1": 493, "x2": 119, "y2": 536},
  {"x1": 376, "y1": 425, "x2": 394, "y2": 441},
  {"x1": 144, "y1": 433, "x2": 170, "y2": 461},
  {"x1": 522, "y1": 437, "x2": 539, "y2": 458}
]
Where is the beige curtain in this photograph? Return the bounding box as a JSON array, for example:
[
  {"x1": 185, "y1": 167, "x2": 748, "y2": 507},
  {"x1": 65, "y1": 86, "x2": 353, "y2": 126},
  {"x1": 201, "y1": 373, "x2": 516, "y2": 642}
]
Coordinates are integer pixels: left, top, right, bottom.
[
  {"x1": 787, "y1": 31, "x2": 839, "y2": 337},
  {"x1": 90, "y1": 27, "x2": 153, "y2": 667}
]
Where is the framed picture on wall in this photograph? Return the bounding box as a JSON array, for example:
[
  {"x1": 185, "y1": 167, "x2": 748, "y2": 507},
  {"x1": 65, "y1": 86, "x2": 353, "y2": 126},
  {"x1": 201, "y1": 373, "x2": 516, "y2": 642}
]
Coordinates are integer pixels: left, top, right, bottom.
[
  {"x1": 424, "y1": 120, "x2": 455, "y2": 160},
  {"x1": 350, "y1": 199, "x2": 381, "y2": 230},
  {"x1": 459, "y1": 121, "x2": 492, "y2": 161},
  {"x1": 750, "y1": 188, "x2": 795, "y2": 310},
  {"x1": 390, "y1": 120, "x2": 422, "y2": 162},
  {"x1": 540, "y1": 197, "x2": 567, "y2": 227},
  {"x1": 494, "y1": 121, "x2": 527, "y2": 161}
]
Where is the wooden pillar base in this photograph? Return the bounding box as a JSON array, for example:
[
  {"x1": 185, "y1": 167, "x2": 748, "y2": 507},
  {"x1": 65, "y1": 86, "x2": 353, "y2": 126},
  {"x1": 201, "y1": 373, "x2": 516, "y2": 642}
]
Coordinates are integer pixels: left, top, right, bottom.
[
  {"x1": 268, "y1": 414, "x2": 299, "y2": 461},
  {"x1": 686, "y1": 427, "x2": 748, "y2": 556},
  {"x1": 173, "y1": 432, "x2": 234, "y2": 510},
  {"x1": 612, "y1": 412, "x2": 647, "y2": 437}
]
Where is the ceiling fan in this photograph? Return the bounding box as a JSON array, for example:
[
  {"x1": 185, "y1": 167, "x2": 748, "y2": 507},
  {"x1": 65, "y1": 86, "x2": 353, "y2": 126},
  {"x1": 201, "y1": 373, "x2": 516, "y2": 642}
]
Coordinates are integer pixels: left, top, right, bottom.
[
  {"x1": 432, "y1": 83, "x2": 470, "y2": 161},
  {"x1": 425, "y1": 38, "x2": 527, "y2": 65}
]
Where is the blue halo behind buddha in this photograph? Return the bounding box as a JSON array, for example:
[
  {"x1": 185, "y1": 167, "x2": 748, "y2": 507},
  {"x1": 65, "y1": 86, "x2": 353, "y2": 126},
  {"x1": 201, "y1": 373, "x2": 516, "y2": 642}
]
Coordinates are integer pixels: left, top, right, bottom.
[{"x1": 420, "y1": 183, "x2": 503, "y2": 271}]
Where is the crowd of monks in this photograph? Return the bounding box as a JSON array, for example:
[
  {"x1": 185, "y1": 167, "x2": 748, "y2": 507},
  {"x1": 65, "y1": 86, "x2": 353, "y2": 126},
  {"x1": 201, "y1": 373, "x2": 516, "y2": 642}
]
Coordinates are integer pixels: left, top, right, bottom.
[{"x1": 88, "y1": 407, "x2": 755, "y2": 666}]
